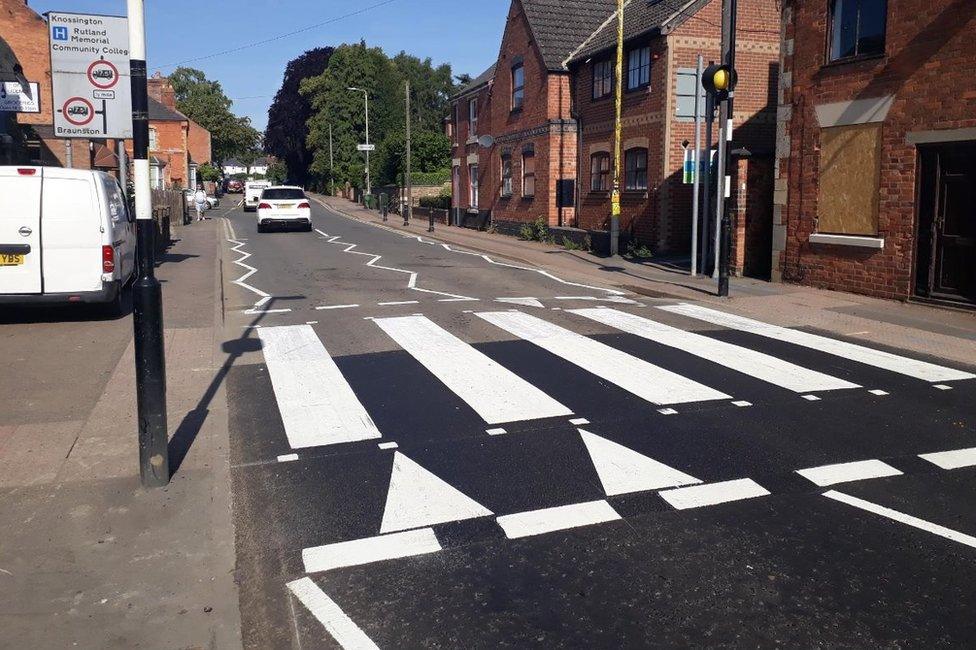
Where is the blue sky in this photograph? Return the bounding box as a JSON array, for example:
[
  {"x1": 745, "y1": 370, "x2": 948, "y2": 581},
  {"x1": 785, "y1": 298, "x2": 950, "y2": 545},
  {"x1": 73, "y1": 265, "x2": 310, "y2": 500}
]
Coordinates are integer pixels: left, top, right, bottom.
[{"x1": 30, "y1": 0, "x2": 506, "y2": 131}]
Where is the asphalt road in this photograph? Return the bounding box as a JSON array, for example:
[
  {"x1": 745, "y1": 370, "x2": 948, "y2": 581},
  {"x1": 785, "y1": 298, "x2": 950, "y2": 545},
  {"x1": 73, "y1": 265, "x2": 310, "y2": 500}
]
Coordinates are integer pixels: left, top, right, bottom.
[{"x1": 222, "y1": 199, "x2": 976, "y2": 648}]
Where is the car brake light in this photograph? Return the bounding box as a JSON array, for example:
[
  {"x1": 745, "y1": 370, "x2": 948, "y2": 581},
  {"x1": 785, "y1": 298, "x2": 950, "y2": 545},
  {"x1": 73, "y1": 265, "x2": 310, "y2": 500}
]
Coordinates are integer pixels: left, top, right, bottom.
[
  {"x1": 258, "y1": 203, "x2": 272, "y2": 210},
  {"x1": 102, "y1": 245, "x2": 116, "y2": 273},
  {"x1": 297, "y1": 202, "x2": 311, "y2": 209},
  {"x1": 18, "y1": 168, "x2": 37, "y2": 176}
]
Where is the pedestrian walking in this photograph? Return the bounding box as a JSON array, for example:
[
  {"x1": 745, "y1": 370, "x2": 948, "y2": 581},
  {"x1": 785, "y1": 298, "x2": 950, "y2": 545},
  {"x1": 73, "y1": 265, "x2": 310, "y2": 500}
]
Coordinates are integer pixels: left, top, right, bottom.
[{"x1": 193, "y1": 185, "x2": 208, "y2": 221}]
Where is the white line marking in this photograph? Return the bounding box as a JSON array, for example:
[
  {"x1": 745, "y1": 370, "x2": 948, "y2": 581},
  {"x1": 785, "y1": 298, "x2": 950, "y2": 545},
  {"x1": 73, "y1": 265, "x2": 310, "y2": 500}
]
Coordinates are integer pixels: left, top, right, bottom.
[
  {"x1": 257, "y1": 325, "x2": 382, "y2": 448},
  {"x1": 476, "y1": 310, "x2": 730, "y2": 406},
  {"x1": 570, "y1": 308, "x2": 860, "y2": 394},
  {"x1": 869, "y1": 389, "x2": 889, "y2": 396},
  {"x1": 732, "y1": 400, "x2": 752, "y2": 407},
  {"x1": 378, "y1": 300, "x2": 420, "y2": 306},
  {"x1": 378, "y1": 442, "x2": 399, "y2": 450},
  {"x1": 302, "y1": 528, "x2": 442, "y2": 574},
  {"x1": 373, "y1": 315, "x2": 572, "y2": 424},
  {"x1": 569, "y1": 418, "x2": 590, "y2": 425},
  {"x1": 244, "y1": 308, "x2": 292, "y2": 315},
  {"x1": 380, "y1": 452, "x2": 493, "y2": 534},
  {"x1": 306, "y1": 321, "x2": 319, "y2": 325},
  {"x1": 823, "y1": 490, "x2": 976, "y2": 549},
  {"x1": 934, "y1": 384, "x2": 953, "y2": 391},
  {"x1": 919, "y1": 447, "x2": 976, "y2": 470},
  {"x1": 486, "y1": 428, "x2": 507, "y2": 436},
  {"x1": 796, "y1": 459, "x2": 902, "y2": 487},
  {"x1": 286, "y1": 577, "x2": 380, "y2": 650},
  {"x1": 496, "y1": 297, "x2": 546, "y2": 308},
  {"x1": 660, "y1": 303, "x2": 976, "y2": 383},
  {"x1": 226, "y1": 233, "x2": 273, "y2": 313},
  {"x1": 659, "y1": 478, "x2": 770, "y2": 510},
  {"x1": 316, "y1": 304, "x2": 360, "y2": 311},
  {"x1": 657, "y1": 408, "x2": 679, "y2": 415},
  {"x1": 277, "y1": 454, "x2": 299, "y2": 463},
  {"x1": 496, "y1": 500, "x2": 621, "y2": 539},
  {"x1": 439, "y1": 298, "x2": 480, "y2": 302},
  {"x1": 580, "y1": 429, "x2": 700, "y2": 495},
  {"x1": 802, "y1": 395, "x2": 821, "y2": 401}
]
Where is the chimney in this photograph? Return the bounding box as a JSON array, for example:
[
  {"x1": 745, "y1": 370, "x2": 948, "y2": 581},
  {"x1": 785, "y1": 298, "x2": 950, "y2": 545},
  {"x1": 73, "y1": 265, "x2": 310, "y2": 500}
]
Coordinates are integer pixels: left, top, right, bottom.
[{"x1": 147, "y1": 73, "x2": 176, "y2": 109}]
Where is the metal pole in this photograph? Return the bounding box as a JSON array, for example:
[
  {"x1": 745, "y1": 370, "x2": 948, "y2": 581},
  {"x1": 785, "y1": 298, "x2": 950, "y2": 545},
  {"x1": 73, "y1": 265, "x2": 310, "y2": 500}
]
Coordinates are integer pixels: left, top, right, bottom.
[
  {"x1": 691, "y1": 54, "x2": 703, "y2": 277},
  {"x1": 610, "y1": 0, "x2": 624, "y2": 257},
  {"x1": 65, "y1": 140, "x2": 73, "y2": 168},
  {"x1": 406, "y1": 80, "x2": 414, "y2": 228},
  {"x1": 700, "y1": 89, "x2": 714, "y2": 275},
  {"x1": 364, "y1": 91, "x2": 371, "y2": 196},
  {"x1": 118, "y1": 139, "x2": 128, "y2": 196},
  {"x1": 713, "y1": 105, "x2": 727, "y2": 280},
  {"x1": 128, "y1": 0, "x2": 169, "y2": 488},
  {"x1": 716, "y1": 0, "x2": 737, "y2": 297},
  {"x1": 328, "y1": 124, "x2": 334, "y2": 196}
]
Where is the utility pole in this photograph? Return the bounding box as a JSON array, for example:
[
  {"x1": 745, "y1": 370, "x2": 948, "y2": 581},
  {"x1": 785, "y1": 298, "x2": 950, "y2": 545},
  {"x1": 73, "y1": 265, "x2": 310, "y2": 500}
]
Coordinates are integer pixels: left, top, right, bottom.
[
  {"x1": 405, "y1": 80, "x2": 415, "y2": 228},
  {"x1": 128, "y1": 0, "x2": 168, "y2": 488},
  {"x1": 609, "y1": 0, "x2": 624, "y2": 257},
  {"x1": 328, "y1": 123, "x2": 334, "y2": 196}
]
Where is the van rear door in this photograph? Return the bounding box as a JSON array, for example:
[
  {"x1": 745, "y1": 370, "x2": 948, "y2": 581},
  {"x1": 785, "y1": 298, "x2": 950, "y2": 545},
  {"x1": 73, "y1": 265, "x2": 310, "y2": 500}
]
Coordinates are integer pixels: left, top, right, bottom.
[
  {"x1": 0, "y1": 167, "x2": 43, "y2": 294},
  {"x1": 41, "y1": 169, "x2": 103, "y2": 294}
]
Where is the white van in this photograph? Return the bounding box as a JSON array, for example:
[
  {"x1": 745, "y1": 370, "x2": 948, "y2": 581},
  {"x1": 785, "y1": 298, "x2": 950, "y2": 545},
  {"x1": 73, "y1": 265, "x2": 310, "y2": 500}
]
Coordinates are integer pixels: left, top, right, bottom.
[
  {"x1": 0, "y1": 166, "x2": 136, "y2": 314},
  {"x1": 243, "y1": 181, "x2": 271, "y2": 212}
]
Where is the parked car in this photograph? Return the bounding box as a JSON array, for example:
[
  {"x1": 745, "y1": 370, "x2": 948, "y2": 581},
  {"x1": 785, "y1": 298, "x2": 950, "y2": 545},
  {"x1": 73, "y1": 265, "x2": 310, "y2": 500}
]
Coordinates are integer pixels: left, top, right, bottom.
[
  {"x1": 182, "y1": 189, "x2": 220, "y2": 209},
  {"x1": 256, "y1": 186, "x2": 312, "y2": 233},
  {"x1": 0, "y1": 166, "x2": 136, "y2": 315},
  {"x1": 225, "y1": 179, "x2": 243, "y2": 193},
  {"x1": 243, "y1": 180, "x2": 271, "y2": 212}
]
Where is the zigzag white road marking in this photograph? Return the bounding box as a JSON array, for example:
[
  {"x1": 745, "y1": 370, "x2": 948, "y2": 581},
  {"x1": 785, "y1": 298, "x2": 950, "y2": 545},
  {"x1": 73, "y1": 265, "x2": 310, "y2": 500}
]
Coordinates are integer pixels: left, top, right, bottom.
[
  {"x1": 224, "y1": 218, "x2": 291, "y2": 315},
  {"x1": 314, "y1": 228, "x2": 477, "y2": 301}
]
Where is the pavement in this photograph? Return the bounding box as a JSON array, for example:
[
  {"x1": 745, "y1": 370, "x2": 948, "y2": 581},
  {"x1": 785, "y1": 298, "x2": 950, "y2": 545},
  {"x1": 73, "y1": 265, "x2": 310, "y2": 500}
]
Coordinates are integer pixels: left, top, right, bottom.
[
  {"x1": 222, "y1": 198, "x2": 976, "y2": 648},
  {"x1": 0, "y1": 212, "x2": 241, "y2": 649}
]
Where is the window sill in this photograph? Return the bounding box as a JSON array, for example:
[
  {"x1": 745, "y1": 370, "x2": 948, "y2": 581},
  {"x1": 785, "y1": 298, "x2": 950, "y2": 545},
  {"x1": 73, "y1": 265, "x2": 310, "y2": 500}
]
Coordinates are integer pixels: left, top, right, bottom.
[
  {"x1": 821, "y1": 53, "x2": 886, "y2": 70},
  {"x1": 809, "y1": 233, "x2": 884, "y2": 249}
]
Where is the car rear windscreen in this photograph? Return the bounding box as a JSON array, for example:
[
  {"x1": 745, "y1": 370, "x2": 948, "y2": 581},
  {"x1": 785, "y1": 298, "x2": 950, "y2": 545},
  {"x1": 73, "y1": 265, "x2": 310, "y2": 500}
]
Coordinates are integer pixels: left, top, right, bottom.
[{"x1": 261, "y1": 189, "x2": 305, "y2": 200}]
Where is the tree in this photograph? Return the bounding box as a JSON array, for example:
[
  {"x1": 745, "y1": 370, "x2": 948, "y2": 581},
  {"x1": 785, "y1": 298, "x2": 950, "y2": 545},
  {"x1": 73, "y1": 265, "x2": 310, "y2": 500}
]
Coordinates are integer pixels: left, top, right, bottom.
[
  {"x1": 198, "y1": 163, "x2": 221, "y2": 182},
  {"x1": 169, "y1": 67, "x2": 261, "y2": 164},
  {"x1": 391, "y1": 52, "x2": 455, "y2": 133},
  {"x1": 266, "y1": 160, "x2": 288, "y2": 185},
  {"x1": 235, "y1": 148, "x2": 264, "y2": 179},
  {"x1": 376, "y1": 130, "x2": 450, "y2": 185},
  {"x1": 301, "y1": 43, "x2": 405, "y2": 190},
  {"x1": 264, "y1": 47, "x2": 334, "y2": 188}
]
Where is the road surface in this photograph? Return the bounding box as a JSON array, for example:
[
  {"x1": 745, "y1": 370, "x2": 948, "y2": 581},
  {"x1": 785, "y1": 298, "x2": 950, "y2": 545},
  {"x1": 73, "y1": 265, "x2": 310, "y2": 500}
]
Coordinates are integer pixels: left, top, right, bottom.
[{"x1": 221, "y1": 199, "x2": 976, "y2": 648}]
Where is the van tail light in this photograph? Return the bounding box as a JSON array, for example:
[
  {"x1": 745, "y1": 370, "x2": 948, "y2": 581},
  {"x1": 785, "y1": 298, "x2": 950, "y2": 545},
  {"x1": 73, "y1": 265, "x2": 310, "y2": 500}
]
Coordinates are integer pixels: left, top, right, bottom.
[
  {"x1": 102, "y1": 245, "x2": 116, "y2": 273},
  {"x1": 258, "y1": 203, "x2": 272, "y2": 210},
  {"x1": 18, "y1": 168, "x2": 37, "y2": 176},
  {"x1": 298, "y1": 202, "x2": 311, "y2": 209}
]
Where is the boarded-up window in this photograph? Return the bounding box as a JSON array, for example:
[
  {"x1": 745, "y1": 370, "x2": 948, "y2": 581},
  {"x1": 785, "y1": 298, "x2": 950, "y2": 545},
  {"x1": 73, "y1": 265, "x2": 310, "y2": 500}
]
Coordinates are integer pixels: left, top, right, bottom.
[{"x1": 817, "y1": 123, "x2": 881, "y2": 235}]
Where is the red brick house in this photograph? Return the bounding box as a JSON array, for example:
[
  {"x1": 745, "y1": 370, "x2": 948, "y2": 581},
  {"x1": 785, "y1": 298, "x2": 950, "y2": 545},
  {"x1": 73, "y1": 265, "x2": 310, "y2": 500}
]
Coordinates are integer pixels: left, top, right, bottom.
[
  {"x1": 567, "y1": 0, "x2": 779, "y2": 270},
  {"x1": 772, "y1": 0, "x2": 976, "y2": 306},
  {"x1": 449, "y1": 0, "x2": 616, "y2": 233}
]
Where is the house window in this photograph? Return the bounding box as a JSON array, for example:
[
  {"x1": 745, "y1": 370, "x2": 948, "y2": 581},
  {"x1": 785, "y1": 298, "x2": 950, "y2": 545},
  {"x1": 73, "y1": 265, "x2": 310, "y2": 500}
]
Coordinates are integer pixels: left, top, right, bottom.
[
  {"x1": 590, "y1": 153, "x2": 611, "y2": 191},
  {"x1": 469, "y1": 99, "x2": 478, "y2": 138},
  {"x1": 627, "y1": 46, "x2": 652, "y2": 91},
  {"x1": 592, "y1": 60, "x2": 613, "y2": 99},
  {"x1": 149, "y1": 127, "x2": 158, "y2": 151},
  {"x1": 829, "y1": 0, "x2": 887, "y2": 62},
  {"x1": 624, "y1": 148, "x2": 648, "y2": 190},
  {"x1": 522, "y1": 152, "x2": 535, "y2": 198},
  {"x1": 150, "y1": 163, "x2": 162, "y2": 190},
  {"x1": 512, "y1": 63, "x2": 525, "y2": 111},
  {"x1": 501, "y1": 155, "x2": 513, "y2": 197},
  {"x1": 469, "y1": 164, "x2": 479, "y2": 208},
  {"x1": 817, "y1": 123, "x2": 881, "y2": 235}
]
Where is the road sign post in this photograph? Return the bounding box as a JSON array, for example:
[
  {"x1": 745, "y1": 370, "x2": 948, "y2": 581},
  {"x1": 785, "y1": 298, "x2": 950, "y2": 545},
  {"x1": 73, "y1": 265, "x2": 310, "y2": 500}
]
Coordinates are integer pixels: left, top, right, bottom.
[{"x1": 48, "y1": 11, "x2": 133, "y2": 140}]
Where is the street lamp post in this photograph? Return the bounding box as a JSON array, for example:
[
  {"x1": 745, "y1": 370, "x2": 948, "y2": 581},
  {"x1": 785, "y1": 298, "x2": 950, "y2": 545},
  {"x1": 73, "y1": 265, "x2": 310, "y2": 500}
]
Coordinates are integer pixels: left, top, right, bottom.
[{"x1": 347, "y1": 87, "x2": 371, "y2": 197}]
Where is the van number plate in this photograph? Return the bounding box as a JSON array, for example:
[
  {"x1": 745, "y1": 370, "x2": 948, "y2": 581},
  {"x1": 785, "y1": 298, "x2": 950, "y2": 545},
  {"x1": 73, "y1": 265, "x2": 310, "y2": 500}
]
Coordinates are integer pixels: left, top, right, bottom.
[{"x1": 0, "y1": 254, "x2": 25, "y2": 266}]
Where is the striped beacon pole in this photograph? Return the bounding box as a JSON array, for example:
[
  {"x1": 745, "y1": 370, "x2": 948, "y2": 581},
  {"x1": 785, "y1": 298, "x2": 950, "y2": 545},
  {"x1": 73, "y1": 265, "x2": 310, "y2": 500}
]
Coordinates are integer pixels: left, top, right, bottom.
[{"x1": 128, "y1": 0, "x2": 169, "y2": 488}]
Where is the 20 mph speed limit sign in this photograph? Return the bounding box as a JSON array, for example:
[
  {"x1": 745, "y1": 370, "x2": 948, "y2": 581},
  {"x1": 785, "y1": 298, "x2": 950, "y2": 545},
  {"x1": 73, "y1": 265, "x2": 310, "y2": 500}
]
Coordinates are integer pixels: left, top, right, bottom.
[{"x1": 49, "y1": 12, "x2": 132, "y2": 139}]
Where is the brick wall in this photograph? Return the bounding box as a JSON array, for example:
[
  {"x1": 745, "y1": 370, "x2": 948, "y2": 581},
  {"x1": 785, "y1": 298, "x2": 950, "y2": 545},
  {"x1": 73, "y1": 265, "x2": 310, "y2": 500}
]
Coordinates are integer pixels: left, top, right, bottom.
[
  {"x1": 3, "y1": 0, "x2": 94, "y2": 168},
  {"x1": 774, "y1": 0, "x2": 976, "y2": 300},
  {"x1": 187, "y1": 119, "x2": 212, "y2": 165}
]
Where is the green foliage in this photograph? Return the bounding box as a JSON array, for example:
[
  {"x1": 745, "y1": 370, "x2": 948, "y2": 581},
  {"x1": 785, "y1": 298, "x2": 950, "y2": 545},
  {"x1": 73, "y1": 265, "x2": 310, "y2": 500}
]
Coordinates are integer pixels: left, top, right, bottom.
[
  {"x1": 412, "y1": 169, "x2": 451, "y2": 187},
  {"x1": 198, "y1": 163, "x2": 221, "y2": 182},
  {"x1": 518, "y1": 217, "x2": 553, "y2": 243},
  {"x1": 518, "y1": 224, "x2": 535, "y2": 241},
  {"x1": 266, "y1": 160, "x2": 288, "y2": 185},
  {"x1": 625, "y1": 240, "x2": 654, "y2": 259},
  {"x1": 169, "y1": 67, "x2": 261, "y2": 164},
  {"x1": 419, "y1": 195, "x2": 451, "y2": 210}
]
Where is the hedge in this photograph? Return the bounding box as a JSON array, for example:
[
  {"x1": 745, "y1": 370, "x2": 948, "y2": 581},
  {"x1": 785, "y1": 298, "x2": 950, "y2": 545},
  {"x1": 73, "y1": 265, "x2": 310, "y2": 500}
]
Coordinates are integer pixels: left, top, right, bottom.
[{"x1": 418, "y1": 195, "x2": 451, "y2": 210}]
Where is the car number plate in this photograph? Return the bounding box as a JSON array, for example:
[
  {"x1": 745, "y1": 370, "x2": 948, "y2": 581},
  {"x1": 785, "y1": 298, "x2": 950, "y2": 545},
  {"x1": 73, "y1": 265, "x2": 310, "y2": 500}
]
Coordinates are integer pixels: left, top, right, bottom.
[
  {"x1": 277, "y1": 203, "x2": 295, "y2": 209},
  {"x1": 0, "y1": 254, "x2": 25, "y2": 266}
]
